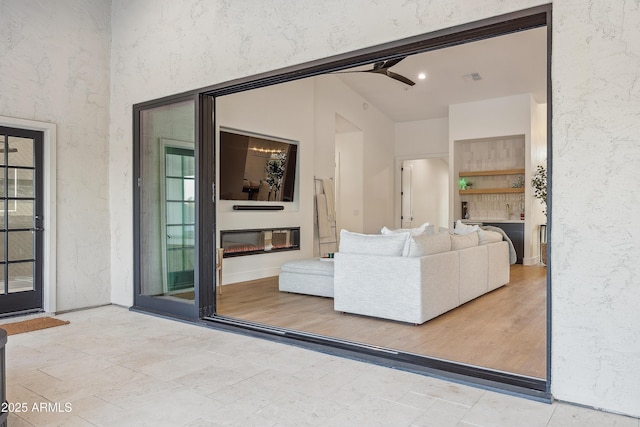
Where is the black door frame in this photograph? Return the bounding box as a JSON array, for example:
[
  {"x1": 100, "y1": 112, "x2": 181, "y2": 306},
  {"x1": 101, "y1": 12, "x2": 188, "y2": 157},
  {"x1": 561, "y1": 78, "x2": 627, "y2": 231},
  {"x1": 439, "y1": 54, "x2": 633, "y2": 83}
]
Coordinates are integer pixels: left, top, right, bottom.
[
  {"x1": 132, "y1": 94, "x2": 215, "y2": 321},
  {"x1": 204, "y1": 5, "x2": 552, "y2": 399},
  {"x1": 133, "y1": 4, "x2": 552, "y2": 399},
  {"x1": 0, "y1": 126, "x2": 44, "y2": 316}
]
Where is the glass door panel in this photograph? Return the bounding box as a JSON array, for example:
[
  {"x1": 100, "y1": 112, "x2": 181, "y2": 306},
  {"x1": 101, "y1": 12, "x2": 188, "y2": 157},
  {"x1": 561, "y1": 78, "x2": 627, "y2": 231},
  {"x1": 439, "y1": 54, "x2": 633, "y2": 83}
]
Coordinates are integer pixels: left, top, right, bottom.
[
  {"x1": 136, "y1": 99, "x2": 198, "y2": 317},
  {"x1": 163, "y1": 147, "x2": 195, "y2": 295},
  {"x1": 0, "y1": 127, "x2": 43, "y2": 314}
]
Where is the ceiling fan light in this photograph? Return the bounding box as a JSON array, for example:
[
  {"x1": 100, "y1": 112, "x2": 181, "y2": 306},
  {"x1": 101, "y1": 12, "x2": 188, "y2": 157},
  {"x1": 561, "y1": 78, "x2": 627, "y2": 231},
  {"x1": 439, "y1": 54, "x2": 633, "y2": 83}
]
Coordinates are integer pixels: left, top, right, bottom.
[{"x1": 418, "y1": 73, "x2": 427, "y2": 80}]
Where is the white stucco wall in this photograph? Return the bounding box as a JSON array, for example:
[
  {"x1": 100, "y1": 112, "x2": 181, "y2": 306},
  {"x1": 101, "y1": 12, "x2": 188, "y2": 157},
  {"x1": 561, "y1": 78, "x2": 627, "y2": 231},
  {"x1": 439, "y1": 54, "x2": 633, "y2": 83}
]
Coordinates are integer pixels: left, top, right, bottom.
[
  {"x1": 107, "y1": 0, "x2": 640, "y2": 416},
  {"x1": 0, "y1": 0, "x2": 112, "y2": 311},
  {"x1": 550, "y1": 0, "x2": 640, "y2": 416},
  {"x1": 4, "y1": 0, "x2": 640, "y2": 418}
]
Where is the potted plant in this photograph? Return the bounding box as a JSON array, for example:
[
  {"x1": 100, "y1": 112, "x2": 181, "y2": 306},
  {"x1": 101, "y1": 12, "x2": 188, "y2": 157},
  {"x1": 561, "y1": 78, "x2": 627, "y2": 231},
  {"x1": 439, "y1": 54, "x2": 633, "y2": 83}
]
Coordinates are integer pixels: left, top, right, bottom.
[
  {"x1": 265, "y1": 151, "x2": 287, "y2": 200},
  {"x1": 531, "y1": 165, "x2": 547, "y2": 264}
]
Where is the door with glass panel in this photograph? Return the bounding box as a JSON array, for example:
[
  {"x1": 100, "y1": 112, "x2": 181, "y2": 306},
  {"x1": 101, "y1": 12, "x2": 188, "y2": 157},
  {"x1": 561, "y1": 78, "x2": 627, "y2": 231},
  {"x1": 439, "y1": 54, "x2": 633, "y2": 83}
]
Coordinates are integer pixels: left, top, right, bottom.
[
  {"x1": 0, "y1": 126, "x2": 43, "y2": 315},
  {"x1": 134, "y1": 97, "x2": 210, "y2": 320},
  {"x1": 161, "y1": 142, "x2": 195, "y2": 297}
]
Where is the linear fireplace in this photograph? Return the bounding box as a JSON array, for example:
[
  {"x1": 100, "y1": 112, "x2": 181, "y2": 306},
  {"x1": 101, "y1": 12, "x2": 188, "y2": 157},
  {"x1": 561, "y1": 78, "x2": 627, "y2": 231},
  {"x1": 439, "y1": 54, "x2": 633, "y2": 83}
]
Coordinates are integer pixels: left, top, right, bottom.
[{"x1": 220, "y1": 227, "x2": 300, "y2": 258}]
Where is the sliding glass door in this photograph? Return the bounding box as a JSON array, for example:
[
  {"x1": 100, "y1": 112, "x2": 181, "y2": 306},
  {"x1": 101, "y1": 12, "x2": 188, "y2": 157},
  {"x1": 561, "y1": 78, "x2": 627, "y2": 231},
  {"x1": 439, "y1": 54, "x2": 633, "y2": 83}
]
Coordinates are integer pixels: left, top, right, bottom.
[{"x1": 133, "y1": 95, "x2": 215, "y2": 320}]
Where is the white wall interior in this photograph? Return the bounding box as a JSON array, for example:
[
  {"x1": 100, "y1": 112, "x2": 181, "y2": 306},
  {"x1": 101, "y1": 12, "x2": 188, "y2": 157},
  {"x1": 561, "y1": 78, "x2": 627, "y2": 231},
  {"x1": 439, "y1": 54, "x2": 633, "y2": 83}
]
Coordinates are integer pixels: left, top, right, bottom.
[
  {"x1": 3, "y1": 0, "x2": 638, "y2": 418},
  {"x1": 394, "y1": 118, "x2": 450, "y2": 228},
  {"x1": 215, "y1": 80, "x2": 315, "y2": 285},
  {"x1": 401, "y1": 158, "x2": 449, "y2": 229},
  {"x1": 314, "y1": 75, "x2": 396, "y2": 234},
  {"x1": 335, "y1": 130, "x2": 364, "y2": 235},
  {"x1": 529, "y1": 102, "x2": 548, "y2": 263},
  {"x1": 395, "y1": 118, "x2": 450, "y2": 158},
  {"x1": 449, "y1": 94, "x2": 538, "y2": 262}
]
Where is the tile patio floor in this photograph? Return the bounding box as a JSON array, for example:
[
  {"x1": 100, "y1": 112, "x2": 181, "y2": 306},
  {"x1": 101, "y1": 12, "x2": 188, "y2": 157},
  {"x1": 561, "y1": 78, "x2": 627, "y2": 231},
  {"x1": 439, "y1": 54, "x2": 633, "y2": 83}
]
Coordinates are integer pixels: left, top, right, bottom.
[{"x1": 2, "y1": 305, "x2": 638, "y2": 426}]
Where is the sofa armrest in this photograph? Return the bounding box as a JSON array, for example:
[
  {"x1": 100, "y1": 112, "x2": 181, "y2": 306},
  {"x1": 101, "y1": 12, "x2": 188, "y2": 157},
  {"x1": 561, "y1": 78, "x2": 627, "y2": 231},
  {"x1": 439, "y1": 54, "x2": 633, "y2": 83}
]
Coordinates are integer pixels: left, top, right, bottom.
[
  {"x1": 487, "y1": 241, "x2": 510, "y2": 291},
  {"x1": 334, "y1": 251, "x2": 458, "y2": 324}
]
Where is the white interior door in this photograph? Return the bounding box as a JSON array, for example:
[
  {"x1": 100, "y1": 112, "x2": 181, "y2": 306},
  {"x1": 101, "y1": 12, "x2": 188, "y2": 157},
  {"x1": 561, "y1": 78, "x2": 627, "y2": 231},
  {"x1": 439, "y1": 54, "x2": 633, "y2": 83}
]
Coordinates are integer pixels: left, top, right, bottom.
[{"x1": 401, "y1": 164, "x2": 413, "y2": 228}]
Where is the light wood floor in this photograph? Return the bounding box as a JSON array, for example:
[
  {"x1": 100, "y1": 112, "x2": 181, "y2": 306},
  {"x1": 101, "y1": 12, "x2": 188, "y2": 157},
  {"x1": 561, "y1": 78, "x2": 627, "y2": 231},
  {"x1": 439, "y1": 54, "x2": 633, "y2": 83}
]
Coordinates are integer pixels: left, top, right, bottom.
[{"x1": 217, "y1": 264, "x2": 547, "y2": 378}]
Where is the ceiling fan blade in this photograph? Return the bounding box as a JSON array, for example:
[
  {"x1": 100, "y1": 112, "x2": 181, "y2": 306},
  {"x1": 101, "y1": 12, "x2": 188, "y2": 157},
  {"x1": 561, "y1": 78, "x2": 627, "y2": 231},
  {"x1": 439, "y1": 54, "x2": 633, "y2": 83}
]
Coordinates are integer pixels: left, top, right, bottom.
[
  {"x1": 381, "y1": 57, "x2": 405, "y2": 69},
  {"x1": 386, "y1": 71, "x2": 415, "y2": 86}
]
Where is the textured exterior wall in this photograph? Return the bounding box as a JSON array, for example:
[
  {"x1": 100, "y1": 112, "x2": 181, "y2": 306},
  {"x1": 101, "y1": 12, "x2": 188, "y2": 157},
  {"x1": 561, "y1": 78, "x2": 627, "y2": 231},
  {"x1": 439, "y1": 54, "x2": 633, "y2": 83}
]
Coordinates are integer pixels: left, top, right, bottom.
[
  {"x1": 0, "y1": 0, "x2": 112, "y2": 310},
  {"x1": 3, "y1": 0, "x2": 626, "y2": 417},
  {"x1": 551, "y1": 0, "x2": 640, "y2": 416},
  {"x1": 108, "y1": 0, "x2": 640, "y2": 417}
]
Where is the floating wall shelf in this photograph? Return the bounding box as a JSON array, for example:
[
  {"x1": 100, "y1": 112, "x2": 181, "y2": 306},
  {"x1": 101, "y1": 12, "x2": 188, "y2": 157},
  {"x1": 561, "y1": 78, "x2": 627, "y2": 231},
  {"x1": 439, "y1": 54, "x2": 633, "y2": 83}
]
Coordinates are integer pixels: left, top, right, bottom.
[
  {"x1": 459, "y1": 188, "x2": 525, "y2": 195},
  {"x1": 459, "y1": 168, "x2": 525, "y2": 177}
]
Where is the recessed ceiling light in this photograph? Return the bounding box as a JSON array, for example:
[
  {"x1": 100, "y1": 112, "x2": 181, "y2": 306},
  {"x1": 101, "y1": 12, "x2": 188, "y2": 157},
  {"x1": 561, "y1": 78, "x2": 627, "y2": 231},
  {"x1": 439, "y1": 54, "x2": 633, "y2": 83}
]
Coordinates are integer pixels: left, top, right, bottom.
[{"x1": 418, "y1": 73, "x2": 427, "y2": 80}]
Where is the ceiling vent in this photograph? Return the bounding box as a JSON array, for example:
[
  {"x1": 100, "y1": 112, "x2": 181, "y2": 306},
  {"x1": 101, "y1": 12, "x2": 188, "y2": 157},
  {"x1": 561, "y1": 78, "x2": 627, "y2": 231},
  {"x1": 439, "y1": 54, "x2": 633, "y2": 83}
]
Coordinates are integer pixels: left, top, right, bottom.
[{"x1": 462, "y1": 72, "x2": 482, "y2": 82}]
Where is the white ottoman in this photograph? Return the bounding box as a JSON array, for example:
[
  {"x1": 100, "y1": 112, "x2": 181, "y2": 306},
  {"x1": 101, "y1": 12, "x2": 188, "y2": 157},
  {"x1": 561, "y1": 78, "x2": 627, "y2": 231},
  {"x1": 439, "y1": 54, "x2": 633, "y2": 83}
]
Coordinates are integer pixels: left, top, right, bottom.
[{"x1": 279, "y1": 258, "x2": 334, "y2": 297}]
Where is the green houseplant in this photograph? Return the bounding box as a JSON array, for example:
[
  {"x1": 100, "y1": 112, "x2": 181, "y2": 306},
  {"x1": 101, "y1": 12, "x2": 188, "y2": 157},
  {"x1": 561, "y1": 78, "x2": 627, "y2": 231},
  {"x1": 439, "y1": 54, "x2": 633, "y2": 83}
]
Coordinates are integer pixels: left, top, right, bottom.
[
  {"x1": 531, "y1": 165, "x2": 547, "y2": 216},
  {"x1": 531, "y1": 164, "x2": 547, "y2": 264}
]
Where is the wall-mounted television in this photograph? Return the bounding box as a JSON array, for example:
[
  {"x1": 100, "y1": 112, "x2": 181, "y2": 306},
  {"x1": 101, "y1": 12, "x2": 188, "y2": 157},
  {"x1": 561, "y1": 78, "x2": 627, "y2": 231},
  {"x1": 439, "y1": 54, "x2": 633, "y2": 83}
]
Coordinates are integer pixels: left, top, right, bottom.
[{"x1": 219, "y1": 129, "x2": 298, "y2": 202}]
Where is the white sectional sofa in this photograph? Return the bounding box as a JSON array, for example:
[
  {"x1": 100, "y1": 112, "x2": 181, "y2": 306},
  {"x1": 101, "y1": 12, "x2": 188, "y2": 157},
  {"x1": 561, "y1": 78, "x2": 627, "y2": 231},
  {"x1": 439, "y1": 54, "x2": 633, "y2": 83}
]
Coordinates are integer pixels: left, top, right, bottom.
[
  {"x1": 333, "y1": 227, "x2": 510, "y2": 325},
  {"x1": 279, "y1": 258, "x2": 334, "y2": 297}
]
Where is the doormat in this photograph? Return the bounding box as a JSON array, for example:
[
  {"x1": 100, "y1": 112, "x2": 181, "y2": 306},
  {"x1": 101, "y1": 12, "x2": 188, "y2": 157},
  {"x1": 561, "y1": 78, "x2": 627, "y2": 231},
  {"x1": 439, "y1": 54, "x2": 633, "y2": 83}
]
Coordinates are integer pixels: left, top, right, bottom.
[{"x1": 0, "y1": 317, "x2": 70, "y2": 335}]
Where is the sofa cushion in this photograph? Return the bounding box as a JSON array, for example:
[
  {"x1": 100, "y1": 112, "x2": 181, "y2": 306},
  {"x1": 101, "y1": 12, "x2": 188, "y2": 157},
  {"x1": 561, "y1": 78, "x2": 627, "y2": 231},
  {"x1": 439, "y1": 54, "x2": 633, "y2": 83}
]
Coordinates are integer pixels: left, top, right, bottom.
[
  {"x1": 406, "y1": 231, "x2": 451, "y2": 257},
  {"x1": 339, "y1": 230, "x2": 409, "y2": 256},
  {"x1": 280, "y1": 258, "x2": 334, "y2": 277},
  {"x1": 478, "y1": 228, "x2": 503, "y2": 245},
  {"x1": 450, "y1": 232, "x2": 479, "y2": 250},
  {"x1": 453, "y1": 220, "x2": 480, "y2": 235},
  {"x1": 380, "y1": 222, "x2": 434, "y2": 236}
]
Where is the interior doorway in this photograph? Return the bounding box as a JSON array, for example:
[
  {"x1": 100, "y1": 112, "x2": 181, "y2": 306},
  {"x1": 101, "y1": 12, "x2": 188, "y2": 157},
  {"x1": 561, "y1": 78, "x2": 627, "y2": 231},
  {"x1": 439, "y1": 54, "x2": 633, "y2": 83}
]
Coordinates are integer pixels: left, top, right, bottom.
[
  {"x1": 401, "y1": 157, "x2": 449, "y2": 229},
  {"x1": 334, "y1": 115, "x2": 364, "y2": 235}
]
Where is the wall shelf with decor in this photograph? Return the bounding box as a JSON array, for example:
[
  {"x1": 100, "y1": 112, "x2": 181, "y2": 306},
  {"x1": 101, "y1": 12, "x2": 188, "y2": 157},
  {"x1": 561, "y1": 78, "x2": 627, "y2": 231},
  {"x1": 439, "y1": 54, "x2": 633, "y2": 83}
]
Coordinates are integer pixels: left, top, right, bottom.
[
  {"x1": 459, "y1": 168, "x2": 525, "y2": 177},
  {"x1": 459, "y1": 187, "x2": 524, "y2": 195},
  {"x1": 458, "y1": 168, "x2": 525, "y2": 194}
]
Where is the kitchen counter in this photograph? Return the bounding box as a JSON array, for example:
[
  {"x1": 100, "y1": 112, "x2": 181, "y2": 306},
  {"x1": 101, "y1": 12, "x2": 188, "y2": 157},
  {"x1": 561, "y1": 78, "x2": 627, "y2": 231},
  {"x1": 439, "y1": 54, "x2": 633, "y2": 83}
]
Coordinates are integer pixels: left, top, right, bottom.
[{"x1": 461, "y1": 220, "x2": 525, "y2": 263}]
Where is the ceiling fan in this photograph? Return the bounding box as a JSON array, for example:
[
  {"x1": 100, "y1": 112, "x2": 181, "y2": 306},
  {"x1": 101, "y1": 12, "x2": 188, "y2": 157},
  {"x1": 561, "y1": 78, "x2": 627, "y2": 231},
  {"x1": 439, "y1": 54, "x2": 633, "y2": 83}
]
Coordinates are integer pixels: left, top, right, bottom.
[{"x1": 334, "y1": 57, "x2": 416, "y2": 86}]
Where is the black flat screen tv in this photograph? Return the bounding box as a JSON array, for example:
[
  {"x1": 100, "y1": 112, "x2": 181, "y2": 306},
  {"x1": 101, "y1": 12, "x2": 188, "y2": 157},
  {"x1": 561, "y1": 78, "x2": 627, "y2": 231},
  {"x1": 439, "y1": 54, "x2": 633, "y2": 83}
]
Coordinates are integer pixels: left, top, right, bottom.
[{"x1": 219, "y1": 129, "x2": 298, "y2": 202}]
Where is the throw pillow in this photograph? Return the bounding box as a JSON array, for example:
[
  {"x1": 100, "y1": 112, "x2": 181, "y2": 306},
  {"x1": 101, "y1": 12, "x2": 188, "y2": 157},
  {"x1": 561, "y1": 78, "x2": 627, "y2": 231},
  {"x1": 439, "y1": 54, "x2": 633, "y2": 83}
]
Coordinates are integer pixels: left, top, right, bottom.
[
  {"x1": 450, "y1": 232, "x2": 479, "y2": 250},
  {"x1": 339, "y1": 230, "x2": 410, "y2": 256},
  {"x1": 380, "y1": 222, "x2": 433, "y2": 236},
  {"x1": 406, "y1": 231, "x2": 452, "y2": 257},
  {"x1": 453, "y1": 220, "x2": 479, "y2": 235},
  {"x1": 478, "y1": 229, "x2": 503, "y2": 245}
]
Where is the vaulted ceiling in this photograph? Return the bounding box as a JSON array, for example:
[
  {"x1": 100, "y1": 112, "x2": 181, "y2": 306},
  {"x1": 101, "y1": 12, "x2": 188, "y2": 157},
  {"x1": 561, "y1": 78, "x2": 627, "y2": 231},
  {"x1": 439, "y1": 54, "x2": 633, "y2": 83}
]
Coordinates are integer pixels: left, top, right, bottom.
[{"x1": 335, "y1": 26, "x2": 547, "y2": 123}]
